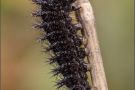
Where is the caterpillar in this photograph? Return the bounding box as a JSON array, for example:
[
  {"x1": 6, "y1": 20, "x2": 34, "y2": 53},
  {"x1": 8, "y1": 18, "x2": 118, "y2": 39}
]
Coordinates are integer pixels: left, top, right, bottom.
[{"x1": 32, "y1": 0, "x2": 92, "y2": 90}]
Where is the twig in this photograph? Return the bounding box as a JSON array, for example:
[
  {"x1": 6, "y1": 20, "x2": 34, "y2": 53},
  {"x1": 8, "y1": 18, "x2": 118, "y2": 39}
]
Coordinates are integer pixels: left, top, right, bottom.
[{"x1": 75, "y1": 0, "x2": 109, "y2": 90}]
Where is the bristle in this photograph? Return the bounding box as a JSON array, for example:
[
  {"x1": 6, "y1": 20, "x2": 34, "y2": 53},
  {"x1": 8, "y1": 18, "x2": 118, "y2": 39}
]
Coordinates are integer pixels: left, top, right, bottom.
[{"x1": 32, "y1": 0, "x2": 92, "y2": 89}]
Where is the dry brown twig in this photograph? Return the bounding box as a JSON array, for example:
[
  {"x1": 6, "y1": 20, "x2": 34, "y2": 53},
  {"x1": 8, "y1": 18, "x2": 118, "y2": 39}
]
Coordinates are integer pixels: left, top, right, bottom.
[{"x1": 75, "y1": 0, "x2": 109, "y2": 90}]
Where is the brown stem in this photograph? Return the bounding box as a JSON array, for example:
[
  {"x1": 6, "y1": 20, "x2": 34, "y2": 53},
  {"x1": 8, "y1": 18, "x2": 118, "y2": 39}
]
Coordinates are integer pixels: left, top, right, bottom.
[{"x1": 75, "y1": 0, "x2": 109, "y2": 90}]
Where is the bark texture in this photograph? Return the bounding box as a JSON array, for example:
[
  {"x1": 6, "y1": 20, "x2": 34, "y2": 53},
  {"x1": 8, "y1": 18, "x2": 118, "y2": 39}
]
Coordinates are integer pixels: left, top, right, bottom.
[{"x1": 75, "y1": 0, "x2": 109, "y2": 90}]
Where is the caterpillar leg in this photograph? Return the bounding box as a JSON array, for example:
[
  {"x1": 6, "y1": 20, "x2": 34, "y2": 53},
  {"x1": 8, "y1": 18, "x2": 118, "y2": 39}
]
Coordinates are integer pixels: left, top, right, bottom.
[{"x1": 74, "y1": 23, "x2": 83, "y2": 30}]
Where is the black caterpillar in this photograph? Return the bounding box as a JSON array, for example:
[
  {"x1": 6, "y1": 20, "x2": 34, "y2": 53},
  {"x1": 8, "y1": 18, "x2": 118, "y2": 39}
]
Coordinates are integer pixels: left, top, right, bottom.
[{"x1": 32, "y1": 0, "x2": 92, "y2": 90}]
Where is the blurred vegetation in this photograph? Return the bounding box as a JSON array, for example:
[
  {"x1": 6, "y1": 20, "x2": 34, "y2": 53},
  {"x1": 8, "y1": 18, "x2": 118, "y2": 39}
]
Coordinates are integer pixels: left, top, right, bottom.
[{"x1": 1, "y1": 0, "x2": 134, "y2": 90}]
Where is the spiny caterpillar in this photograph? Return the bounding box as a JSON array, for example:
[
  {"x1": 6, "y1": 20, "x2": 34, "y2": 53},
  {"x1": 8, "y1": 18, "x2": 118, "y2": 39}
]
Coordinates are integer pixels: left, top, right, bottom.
[{"x1": 32, "y1": 0, "x2": 92, "y2": 90}]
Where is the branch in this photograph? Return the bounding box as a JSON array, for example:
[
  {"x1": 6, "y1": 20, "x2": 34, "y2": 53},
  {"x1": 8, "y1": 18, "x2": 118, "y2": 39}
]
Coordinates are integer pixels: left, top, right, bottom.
[{"x1": 75, "y1": 0, "x2": 109, "y2": 90}]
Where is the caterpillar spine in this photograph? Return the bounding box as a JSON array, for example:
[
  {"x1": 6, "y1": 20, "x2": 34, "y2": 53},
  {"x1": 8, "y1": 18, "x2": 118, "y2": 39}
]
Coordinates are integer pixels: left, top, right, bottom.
[{"x1": 32, "y1": 0, "x2": 92, "y2": 90}]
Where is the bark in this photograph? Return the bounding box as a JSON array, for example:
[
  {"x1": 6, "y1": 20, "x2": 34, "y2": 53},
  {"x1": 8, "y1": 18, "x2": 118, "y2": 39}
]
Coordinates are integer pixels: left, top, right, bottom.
[{"x1": 75, "y1": 0, "x2": 109, "y2": 90}]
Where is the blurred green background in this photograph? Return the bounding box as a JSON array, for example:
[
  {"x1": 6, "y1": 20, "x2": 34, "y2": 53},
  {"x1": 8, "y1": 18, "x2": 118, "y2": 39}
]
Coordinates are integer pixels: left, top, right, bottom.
[{"x1": 1, "y1": 0, "x2": 134, "y2": 90}]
